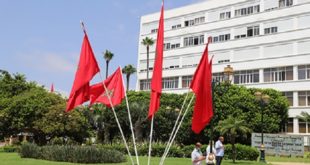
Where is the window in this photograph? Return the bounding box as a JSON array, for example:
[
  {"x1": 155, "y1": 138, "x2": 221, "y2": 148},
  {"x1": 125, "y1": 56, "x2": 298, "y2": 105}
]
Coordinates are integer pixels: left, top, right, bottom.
[
  {"x1": 184, "y1": 17, "x2": 205, "y2": 27},
  {"x1": 298, "y1": 65, "x2": 310, "y2": 80},
  {"x1": 164, "y1": 43, "x2": 171, "y2": 50},
  {"x1": 264, "y1": 27, "x2": 278, "y2": 34},
  {"x1": 182, "y1": 76, "x2": 193, "y2": 88},
  {"x1": 299, "y1": 118, "x2": 307, "y2": 133},
  {"x1": 234, "y1": 70, "x2": 259, "y2": 84},
  {"x1": 234, "y1": 34, "x2": 246, "y2": 39},
  {"x1": 151, "y1": 29, "x2": 158, "y2": 33},
  {"x1": 235, "y1": 5, "x2": 260, "y2": 17},
  {"x1": 279, "y1": 0, "x2": 293, "y2": 8},
  {"x1": 213, "y1": 34, "x2": 230, "y2": 43},
  {"x1": 219, "y1": 12, "x2": 231, "y2": 20},
  {"x1": 248, "y1": 6, "x2": 253, "y2": 14},
  {"x1": 212, "y1": 73, "x2": 224, "y2": 82},
  {"x1": 298, "y1": 91, "x2": 310, "y2": 106},
  {"x1": 254, "y1": 5, "x2": 260, "y2": 13},
  {"x1": 172, "y1": 24, "x2": 182, "y2": 30},
  {"x1": 247, "y1": 26, "x2": 260, "y2": 37},
  {"x1": 218, "y1": 59, "x2": 230, "y2": 64},
  {"x1": 140, "y1": 79, "x2": 151, "y2": 90},
  {"x1": 184, "y1": 35, "x2": 204, "y2": 47},
  {"x1": 282, "y1": 92, "x2": 294, "y2": 106},
  {"x1": 162, "y1": 77, "x2": 179, "y2": 89},
  {"x1": 286, "y1": 118, "x2": 294, "y2": 133},
  {"x1": 263, "y1": 66, "x2": 293, "y2": 82}
]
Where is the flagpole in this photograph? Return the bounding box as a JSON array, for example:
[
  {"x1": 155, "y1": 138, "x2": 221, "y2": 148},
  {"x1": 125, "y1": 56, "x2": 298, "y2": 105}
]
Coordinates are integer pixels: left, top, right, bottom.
[
  {"x1": 98, "y1": 72, "x2": 135, "y2": 165},
  {"x1": 159, "y1": 90, "x2": 190, "y2": 165},
  {"x1": 119, "y1": 67, "x2": 140, "y2": 165},
  {"x1": 161, "y1": 95, "x2": 195, "y2": 165},
  {"x1": 148, "y1": 115, "x2": 154, "y2": 165}
]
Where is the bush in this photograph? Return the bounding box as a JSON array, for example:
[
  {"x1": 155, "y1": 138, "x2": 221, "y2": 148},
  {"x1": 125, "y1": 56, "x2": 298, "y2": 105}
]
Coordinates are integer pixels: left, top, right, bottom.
[
  {"x1": 99, "y1": 142, "x2": 184, "y2": 157},
  {"x1": 19, "y1": 143, "x2": 126, "y2": 164},
  {"x1": 3, "y1": 145, "x2": 20, "y2": 153},
  {"x1": 224, "y1": 144, "x2": 259, "y2": 161}
]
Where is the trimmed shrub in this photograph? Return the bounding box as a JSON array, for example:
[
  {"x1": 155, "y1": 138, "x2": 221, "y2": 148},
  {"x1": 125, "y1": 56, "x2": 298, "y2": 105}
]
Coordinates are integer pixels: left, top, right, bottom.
[
  {"x1": 19, "y1": 143, "x2": 41, "y2": 158},
  {"x1": 3, "y1": 145, "x2": 20, "y2": 153},
  {"x1": 19, "y1": 143, "x2": 126, "y2": 164},
  {"x1": 99, "y1": 142, "x2": 184, "y2": 157},
  {"x1": 224, "y1": 144, "x2": 259, "y2": 161}
]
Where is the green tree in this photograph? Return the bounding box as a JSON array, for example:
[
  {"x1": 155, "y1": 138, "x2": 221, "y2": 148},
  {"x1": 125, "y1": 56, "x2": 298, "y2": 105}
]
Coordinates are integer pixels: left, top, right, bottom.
[
  {"x1": 141, "y1": 37, "x2": 154, "y2": 82},
  {"x1": 122, "y1": 65, "x2": 136, "y2": 91},
  {"x1": 215, "y1": 116, "x2": 251, "y2": 163},
  {"x1": 103, "y1": 50, "x2": 114, "y2": 78}
]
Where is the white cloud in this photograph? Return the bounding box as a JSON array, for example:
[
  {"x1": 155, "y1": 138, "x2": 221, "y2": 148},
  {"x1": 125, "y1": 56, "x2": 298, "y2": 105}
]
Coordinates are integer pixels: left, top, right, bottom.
[{"x1": 17, "y1": 51, "x2": 77, "y2": 73}]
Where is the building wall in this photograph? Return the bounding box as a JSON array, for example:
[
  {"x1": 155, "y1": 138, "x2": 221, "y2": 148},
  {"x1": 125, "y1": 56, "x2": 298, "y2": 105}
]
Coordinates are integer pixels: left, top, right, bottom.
[{"x1": 137, "y1": 0, "x2": 310, "y2": 135}]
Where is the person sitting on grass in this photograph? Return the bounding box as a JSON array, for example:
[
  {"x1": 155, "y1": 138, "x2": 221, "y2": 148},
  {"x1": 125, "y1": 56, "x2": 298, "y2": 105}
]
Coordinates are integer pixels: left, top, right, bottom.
[{"x1": 191, "y1": 142, "x2": 205, "y2": 165}]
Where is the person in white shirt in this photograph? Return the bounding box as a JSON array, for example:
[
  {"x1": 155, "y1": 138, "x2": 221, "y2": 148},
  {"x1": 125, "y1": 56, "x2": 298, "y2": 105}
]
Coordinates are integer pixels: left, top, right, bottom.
[
  {"x1": 206, "y1": 142, "x2": 216, "y2": 165},
  {"x1": 215, "y1": 136, "x2": 225, "y2": 165},
  {"x1": 191, "y1": 142, "x2": 205, "y2": 165}
]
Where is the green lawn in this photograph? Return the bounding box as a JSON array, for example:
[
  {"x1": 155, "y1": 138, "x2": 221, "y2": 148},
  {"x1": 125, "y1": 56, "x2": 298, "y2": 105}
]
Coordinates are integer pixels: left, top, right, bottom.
[
  {"x1": 0, "y1": 152, "x2": 269, "y2": 165},
  {"x1": 266, "y1": 155, "x2": 310, "y2": 163}
]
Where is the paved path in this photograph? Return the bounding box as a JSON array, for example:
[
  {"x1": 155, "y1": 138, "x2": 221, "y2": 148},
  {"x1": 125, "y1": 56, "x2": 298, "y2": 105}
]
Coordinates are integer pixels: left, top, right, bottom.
[{"x1": 271, "y1": 162, "x2": 310, "y2": 165}]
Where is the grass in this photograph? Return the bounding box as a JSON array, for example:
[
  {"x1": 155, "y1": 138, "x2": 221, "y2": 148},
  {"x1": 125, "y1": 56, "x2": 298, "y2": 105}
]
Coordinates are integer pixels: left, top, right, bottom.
[
  {"x1": 0, "y1": 152, "x2": 268, "y2": 165},
  {"x1": 266, "y1": 155, "x2": 310, "y2": 163}
]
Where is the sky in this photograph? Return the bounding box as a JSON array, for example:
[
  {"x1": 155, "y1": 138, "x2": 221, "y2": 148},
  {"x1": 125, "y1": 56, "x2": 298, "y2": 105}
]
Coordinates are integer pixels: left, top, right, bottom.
[{"x1": 0, "y1": 0, "x2": 205, "y2": 96}]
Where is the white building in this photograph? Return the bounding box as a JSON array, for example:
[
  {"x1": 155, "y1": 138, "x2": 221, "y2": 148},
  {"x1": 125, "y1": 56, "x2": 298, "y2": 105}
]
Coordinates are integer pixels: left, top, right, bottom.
[{"x1": 136, "y1": 0, "x2": 310, "y2": 136}]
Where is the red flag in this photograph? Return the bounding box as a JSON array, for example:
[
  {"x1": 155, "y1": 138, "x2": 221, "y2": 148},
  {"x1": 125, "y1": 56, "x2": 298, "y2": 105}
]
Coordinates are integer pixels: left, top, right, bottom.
[
  {"x1": 66, "y1": 33, "x2": 100, "y2": 112},
  {"x1": 190, "y1": 38, "x2": 213, "y2": 134},
  {"x1": 89, "y1": 67, "x2": 125, "y2": 107},
  {"x1": 148, "y1": 3, "x2": 164, "y2": 119},
  {"x1": 50, "y1": 83, "x2": 54, "y2": 93}
]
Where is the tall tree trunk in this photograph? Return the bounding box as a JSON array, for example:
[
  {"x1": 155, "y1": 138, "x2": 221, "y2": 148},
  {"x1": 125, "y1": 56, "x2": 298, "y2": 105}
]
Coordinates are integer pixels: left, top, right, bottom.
[
  {"x1": 106, "y1": 61, "x2": 109, "y2": 79},
  {"x1": 146, "y1": 46, "x2": 149, "y2": 84},
  {"x1": 126, "y1": 75, "x2": 130, "y2": 91}
]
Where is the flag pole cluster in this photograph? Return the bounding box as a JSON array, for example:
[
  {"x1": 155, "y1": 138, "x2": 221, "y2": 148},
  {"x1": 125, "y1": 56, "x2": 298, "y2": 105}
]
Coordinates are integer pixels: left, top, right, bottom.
[{"x1": 65, "y1": 2, "x2": 214, "y2": 164}]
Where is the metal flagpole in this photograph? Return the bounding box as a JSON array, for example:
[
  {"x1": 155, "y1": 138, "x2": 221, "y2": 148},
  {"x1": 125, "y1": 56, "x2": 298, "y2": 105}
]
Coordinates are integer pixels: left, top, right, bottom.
[
  {"x1": 159, "y1": 90, "x2": 190, "y2": 165},
  {"x1": 161, "y1": 95, "x2": 195, "y2": 165},
  {"x1": 98, "y1": 73, "x2": 135, "y2": 165},
  {"x1": 148, "y1": 115, "x2": 154, "y2": 165},
  {"x1": 119, "y1": 66, "x2": 140, "y2": 165}
]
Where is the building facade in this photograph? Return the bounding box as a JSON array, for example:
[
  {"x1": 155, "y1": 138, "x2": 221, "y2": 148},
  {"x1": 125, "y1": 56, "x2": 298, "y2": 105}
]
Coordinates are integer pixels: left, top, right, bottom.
[{"x1": 136, "y1": 0, "x2": 310, "y2": 135}]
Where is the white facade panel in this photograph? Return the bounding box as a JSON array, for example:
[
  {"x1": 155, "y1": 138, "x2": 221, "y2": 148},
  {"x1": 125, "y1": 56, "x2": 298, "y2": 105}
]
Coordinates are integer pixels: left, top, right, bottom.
[
  {"x1": 212, "y1": 51, "x2": 231, "y2": 63},
  {"x1": 234, "y1": 47, "x2": 260, "y2": 61},
  {"x1": 264, "y1": 43, "x2": 294, "y2": 58},
  {"x1": 264, "y1": 18, "x2": 294, "y2": 32},
  {"x1": 298, "y1": 14, "x2": 310, "y2": 29},
  {"x1": 298, "y1": 40, "x2": 310, "y2": 54},
  {"x1": 264, "y1": 0, "x2": 279, "y2": 10}
]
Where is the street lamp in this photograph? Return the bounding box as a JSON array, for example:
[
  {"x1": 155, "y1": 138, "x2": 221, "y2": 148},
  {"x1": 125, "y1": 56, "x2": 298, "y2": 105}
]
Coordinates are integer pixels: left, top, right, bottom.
[
  {"x1": 254, "y1": 91, "x2": 270, "y2": 163},
  {"x1": 209, "y1": 65, "x2": 234, "y2": 161}
]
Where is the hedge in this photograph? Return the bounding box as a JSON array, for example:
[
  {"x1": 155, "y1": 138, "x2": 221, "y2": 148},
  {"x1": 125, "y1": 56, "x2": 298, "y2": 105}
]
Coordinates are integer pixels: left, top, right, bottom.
[
  {"x1": 99, "y1": 143, "x2": 259, "y2": 161},
  {"x1": 19, "y1": 143, "x2": 126, "y2": 164},
  {"x1": 2, "y1": 145, "x2": 20, "y2": 152},
  {"x1": 224, "y1": 144, "x2": 259, "y2": 161}
]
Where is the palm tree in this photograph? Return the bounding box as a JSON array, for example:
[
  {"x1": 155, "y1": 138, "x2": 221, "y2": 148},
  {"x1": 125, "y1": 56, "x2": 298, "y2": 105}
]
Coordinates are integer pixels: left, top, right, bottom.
[
  {"x1": 141, "y1": 37, "x2": 154, "y2": 83},
  {"x1": 215, "y1": 116, "x2": 251, "y2": 163},
  {"x1": 297, "y1": 111, "x2": 310, "y2": 122},
  {"x1": 103, "y1": 50, "x2": 114, "y2": 78},
  {"x1": 122, "y1": 65, "x2": 137, "y2": 91}
]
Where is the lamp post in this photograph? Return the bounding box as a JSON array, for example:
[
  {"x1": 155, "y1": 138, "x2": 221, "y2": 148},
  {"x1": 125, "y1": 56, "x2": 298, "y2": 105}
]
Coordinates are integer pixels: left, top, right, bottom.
[
  {"x1": 209, "y1": 65, "x2": 234, "y2": 159},
  {"x1": 254, "y1": 91, "x2": 270, "y2": 163}
]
